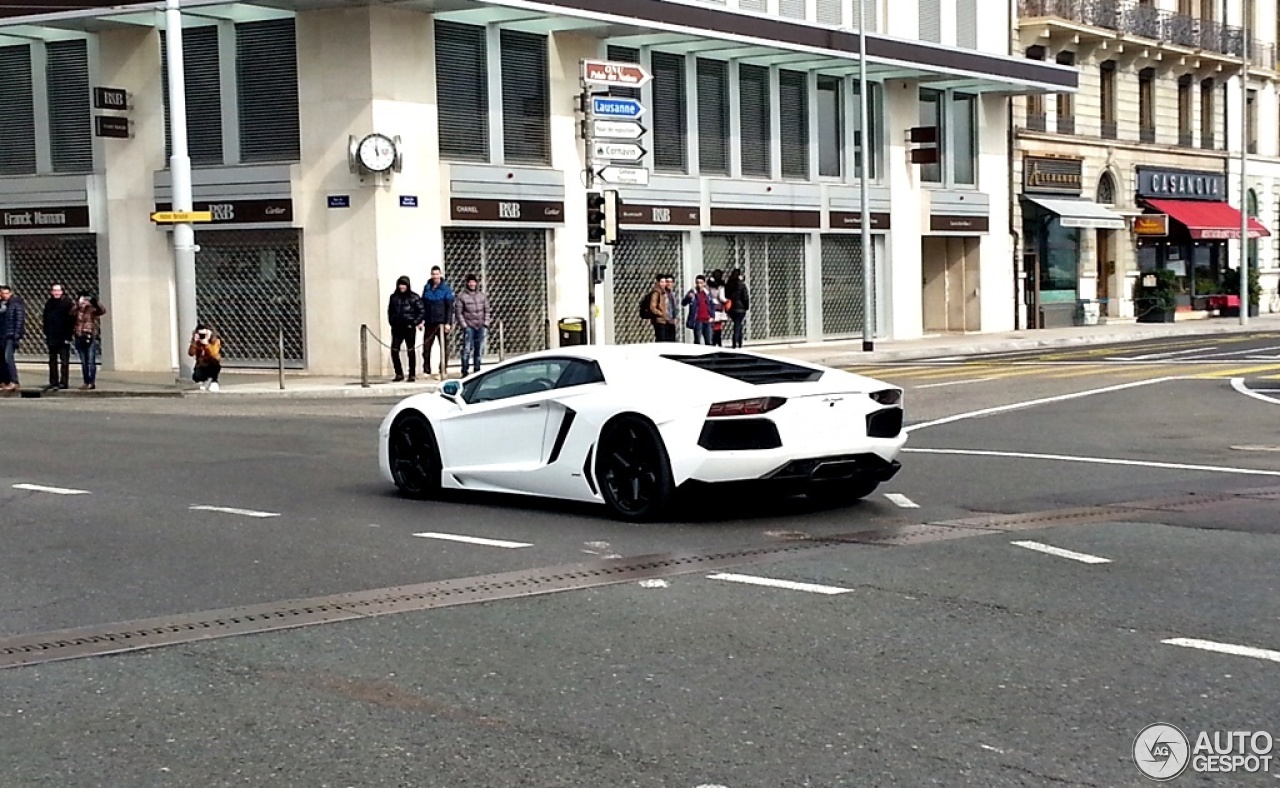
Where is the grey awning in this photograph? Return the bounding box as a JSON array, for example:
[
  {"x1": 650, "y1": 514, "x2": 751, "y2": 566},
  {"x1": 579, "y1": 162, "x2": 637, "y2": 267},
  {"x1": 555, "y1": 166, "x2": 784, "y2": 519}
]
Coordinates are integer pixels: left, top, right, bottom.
[{"x1": 1024, "y1": 196, "x2": 1127, "y2": 230}]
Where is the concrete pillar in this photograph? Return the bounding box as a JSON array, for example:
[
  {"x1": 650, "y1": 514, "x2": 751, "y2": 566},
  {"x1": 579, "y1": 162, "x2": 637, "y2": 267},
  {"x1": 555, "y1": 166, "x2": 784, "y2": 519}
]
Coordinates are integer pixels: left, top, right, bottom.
[
  {"x1": 294, "y1": 5, "x2": 440, "y2": 376},
  {"x1": 95, "y1": 27, "x2": 174, "y2": 372},
  {"x1": 547, "y1": 31, "x2": 595, "y2": 334},
  {"x1": 976, "y1": 94, "x2": 1012, "y2": 332},
  {"x1": 884, "y1": 79, "x2": 924, "y2": 340}
]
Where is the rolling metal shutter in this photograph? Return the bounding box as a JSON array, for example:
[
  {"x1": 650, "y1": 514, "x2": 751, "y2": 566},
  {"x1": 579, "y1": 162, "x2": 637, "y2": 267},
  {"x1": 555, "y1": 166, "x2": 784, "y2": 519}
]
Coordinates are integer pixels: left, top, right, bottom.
[
  {"x1": 738, "y1": 64, "x2": 770, "y2": 177},
  {"x1": 435, "y1": 21, "x2": 489, "y2": 162},
  {"x1": 857, "y1": 0, "x2": 878, "y2": 30},
  {"x1": 651, "y1": 51, "x2": 687, "y2": 173},
  {"x1": 696, "y1": 58, "x2": 728, "y2": 175},
  {"x1": 0, "y1": 45, "x2": 37, "y2": 176},
  {"x1": 160, "y1": 26, "x2": 223, "y2": 165},
  {"x1": 956, "y1": 0, "x2": 978, "y2": 48},
  {"x1": 500, "y1": 30, "x2": 549, "y2": 165},
  {"x1": 47, "y1": 39, "x2": 92, "y2": 173},
  {"x1": 779, "y1": 70, "x2": 808, "y2": 180},
  {"x1": 919, "y1": 0, "x2": 942, "y2": 43},
  {"x1": 816, "y1": 0, "x2": 843, "y2": 25},
  {"x1": 236, "y1": 19, "x2": 300, "y2": 163}
]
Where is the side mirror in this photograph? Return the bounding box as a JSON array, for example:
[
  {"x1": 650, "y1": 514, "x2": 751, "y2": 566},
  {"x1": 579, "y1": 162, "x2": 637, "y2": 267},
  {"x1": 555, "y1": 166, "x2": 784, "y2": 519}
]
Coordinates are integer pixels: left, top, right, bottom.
[{"x1": 440, "y1": 379, "x2": 462, "y2": 401}]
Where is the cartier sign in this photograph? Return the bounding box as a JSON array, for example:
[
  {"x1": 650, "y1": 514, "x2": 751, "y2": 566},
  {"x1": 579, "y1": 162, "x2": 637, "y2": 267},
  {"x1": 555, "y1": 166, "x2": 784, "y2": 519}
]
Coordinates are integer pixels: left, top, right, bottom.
[
  {"x1": 1137, "y1": 167, "x2": 1226, "y2": 200},
  {"x1": 1023, "y1": 156, "x2": 1083, "y2": 195},
  {"x1": 153, "y1": 198, "x2": 293, "y2": 224},
  {"x1": 618, "y1": 204, "x2": 700, "y2": 226},
  {"x1": 0, "y1": 205, "x2": 91, "y2": 231},
  {"x1": 451, "y1": 198, "x2": 565, "y2": 224}
]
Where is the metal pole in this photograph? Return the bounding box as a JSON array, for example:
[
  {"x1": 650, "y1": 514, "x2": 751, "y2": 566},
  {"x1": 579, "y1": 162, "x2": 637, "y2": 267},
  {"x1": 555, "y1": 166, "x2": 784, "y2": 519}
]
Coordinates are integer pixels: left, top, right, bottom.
[
  {"x1": 1239, "y1": 18, "x2": 1250, "y2": 326},
  {"x1": 360, "y1": 323, "x2": 369, "y2": 388},
  {"x1": 858, "y1": 0, "x2": 874, "y2": 352},
  {"x1": 498, "y1": 319, "x2": 506, "y2": 362},
  {"x1": 277, "y1": 327, "x2": 285, "y2": 390},
  {"x1": 165, "y1": 0, "x2": 199, "y2": 384}
]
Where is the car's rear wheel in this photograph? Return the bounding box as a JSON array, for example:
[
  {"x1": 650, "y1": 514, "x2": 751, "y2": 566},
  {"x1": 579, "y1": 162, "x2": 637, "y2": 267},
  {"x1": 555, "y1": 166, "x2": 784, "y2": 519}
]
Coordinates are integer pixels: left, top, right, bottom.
[
  {"x1": 806, "y1": 479, "x2": 880, "y2": 506},
  {"x1": 596, "y1": 415, "x2": 674, "y2": 522},
  {"x1": 389, "y1": 411, "x2": 442, "y2": 499}
]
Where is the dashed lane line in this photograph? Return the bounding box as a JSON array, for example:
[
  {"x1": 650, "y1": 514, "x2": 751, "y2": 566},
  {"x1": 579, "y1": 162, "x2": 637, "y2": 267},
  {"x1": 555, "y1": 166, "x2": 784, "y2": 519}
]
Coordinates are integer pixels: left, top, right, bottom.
[
  {"x1": 914, "y1": 377, "x2": 996, "y2": 389},
  {"x1": 413, "y1": 532, "x2": 533, "y2": 549},
  {"x1": 884, "y1": 493, "x2": 920, "y2": 508},
  {"x1": 1011, "y1": 540, "x2": 1112, "y2": 565},
  {"x1": 707, "y1": 573, "x2": 853, "y2": 595},
  {"x1": 12, "y1": 483, "x2": 90, "y2": 495},
  {"x1": 189, "y1": 505, "x2": 281, "y2": 519},
  {"x1": 1162, "y1": 638, "x2": 1280, "y2": 664},
  {"x1": 903, "y1": 447, "x2": 1280, "y2": 477}
]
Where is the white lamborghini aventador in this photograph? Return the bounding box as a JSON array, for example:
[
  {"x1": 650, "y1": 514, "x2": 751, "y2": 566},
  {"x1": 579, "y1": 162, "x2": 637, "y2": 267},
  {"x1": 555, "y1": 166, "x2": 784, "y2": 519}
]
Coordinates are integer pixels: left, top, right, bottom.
[{"x1": 378, "y1": 344, "x2": 906, "y2": 521}]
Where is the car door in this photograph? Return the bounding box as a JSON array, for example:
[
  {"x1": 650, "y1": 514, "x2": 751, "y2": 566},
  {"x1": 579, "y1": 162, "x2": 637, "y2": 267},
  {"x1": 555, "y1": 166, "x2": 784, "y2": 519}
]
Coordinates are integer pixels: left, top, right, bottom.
[{"x1": 434, "y1": 359, "x2": 574, "y2": 472}]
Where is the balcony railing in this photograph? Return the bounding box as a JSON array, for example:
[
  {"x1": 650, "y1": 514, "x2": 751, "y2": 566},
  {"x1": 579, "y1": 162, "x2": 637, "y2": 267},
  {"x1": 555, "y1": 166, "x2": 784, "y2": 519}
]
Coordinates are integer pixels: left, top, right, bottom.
[
  {"x1": 1139, "y1": 126, "x2": 1156, "y2": 143},
  {"x1": 1178, "y1": 131, "x2": 1193, "y2": 147},
  {"x1": 1018, "y1": 0, "x2": 1246, "y2": 58},
  {"x1": 1026, "y1": 112, "x2": 1047, "y2": 131},
  {"x1": 1057, "y1": 115, "x2": 1075, "y2": 135},
  {"x1": 1101, "y1": 120, "x2": 1118, "y2": 139}
]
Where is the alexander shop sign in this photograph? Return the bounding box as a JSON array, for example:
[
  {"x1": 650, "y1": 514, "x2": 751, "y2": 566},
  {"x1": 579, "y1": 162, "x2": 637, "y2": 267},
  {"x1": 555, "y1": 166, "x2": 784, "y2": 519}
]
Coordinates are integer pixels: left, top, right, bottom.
[
  {"x1": 1023, "y1": 155, "x2": 1083, "y2": 195},
  {"x1": 1137, "y1": 167, "x2": 1227, "y2": 200},
  {"x1": 1, "y1": 205, "x2": 91, "y2": 231}
]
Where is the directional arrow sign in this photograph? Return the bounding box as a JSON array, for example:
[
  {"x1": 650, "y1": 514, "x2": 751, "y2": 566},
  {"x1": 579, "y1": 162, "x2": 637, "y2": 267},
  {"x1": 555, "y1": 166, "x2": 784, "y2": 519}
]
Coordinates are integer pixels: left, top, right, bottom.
[
  {"x1": 591, "y1": 96, "x2": 645, "y2": 119},
  {"x1": 150, "y1": 210, "x2": 213, "y2": 223},
  {"x1": 592, "y1": 141, "x2": 646, "y2": 162},
  {"x1": 597, "y1": 166, "x2": 651, "y2": 186},
  {"x1": 592, "y1": 119, "x2": 646, "y2": 140},
  {"x1": 581, "y1": 59, "x2": 652, "y2": 88}
]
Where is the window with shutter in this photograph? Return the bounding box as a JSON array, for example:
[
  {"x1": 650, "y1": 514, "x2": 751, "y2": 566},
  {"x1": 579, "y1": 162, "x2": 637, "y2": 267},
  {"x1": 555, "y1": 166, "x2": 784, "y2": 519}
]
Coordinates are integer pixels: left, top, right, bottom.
[
  {"x1": 500, "y1": 30, "x2": 549, "y2": 165},
  {"x1": 237, "y1": 19, "x2": 300, "y2": 163},
  {"x1": 918, "y1": 0, "x2": 942, "y2": 43},
  {"x1": 0, "y1": 45, "x2": 37, "y2": 176},
  {"x1": 852, "y1": 82, "x2": 880, "y2": 180},
  {"x1": 651, "y1": 51, "x2": 687, "y2": 173},
  {"x1": 606, "y1": 46, "x2": 640, "y2": 100},
  {"x1": 47, "y1": 40, "x2": 91, "y2": 173},
  {"x1": 696, "y1": 58, "x2": 728, "y2": 175},
  {"x1": 739, "y1": 63, "x2": 770, "y2": 177},
  {"x1": 779, "y1": 70, "x2": 808, "y2": 180},
  {"x1": 436, "y1": 21, "x2": 489, "y2": 162},
  {"x1": 160, "y1": 26, "x2": 223, "y2": 166},
  {"x1": 956, "y1": 0, "x2": 978, "y2": 49}
]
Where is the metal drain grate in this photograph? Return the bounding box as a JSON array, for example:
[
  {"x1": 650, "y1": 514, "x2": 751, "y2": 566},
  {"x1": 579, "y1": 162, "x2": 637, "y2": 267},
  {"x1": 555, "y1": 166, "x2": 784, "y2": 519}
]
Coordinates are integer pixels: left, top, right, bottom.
[
  {"x1": 933, "y1": 507, "x2": 1122, "y2": 530},
  {"x1": 823, "y1": 524, "x2": 996, "y2": 546},
  {"x1": 1113, "y1": 492, "x2": 1248, "y2": 512}
]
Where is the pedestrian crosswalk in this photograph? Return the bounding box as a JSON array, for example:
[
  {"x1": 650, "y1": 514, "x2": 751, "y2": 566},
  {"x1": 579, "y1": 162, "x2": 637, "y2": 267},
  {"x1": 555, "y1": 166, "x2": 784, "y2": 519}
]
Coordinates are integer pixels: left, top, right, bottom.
[{"x1": 843, "y1": 361, "x2": 1280, "y2": 385}]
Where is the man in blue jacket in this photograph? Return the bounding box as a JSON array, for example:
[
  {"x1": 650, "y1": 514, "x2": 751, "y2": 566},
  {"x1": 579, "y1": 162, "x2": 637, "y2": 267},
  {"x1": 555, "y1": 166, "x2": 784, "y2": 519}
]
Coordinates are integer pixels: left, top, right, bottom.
[
  {"x1": 421, "y1": 265, "x2": 455, "y2": 379},
  {"x1": 0, "y1": 284, "x2": 26, "y2": 391}
]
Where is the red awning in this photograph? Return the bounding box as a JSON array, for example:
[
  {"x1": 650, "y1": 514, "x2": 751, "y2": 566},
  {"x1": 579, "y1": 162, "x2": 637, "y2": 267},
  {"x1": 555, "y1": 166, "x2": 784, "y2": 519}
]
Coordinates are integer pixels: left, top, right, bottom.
[{"x1": 1143, "y1": 198, "x2": 1271, "y2": 240}]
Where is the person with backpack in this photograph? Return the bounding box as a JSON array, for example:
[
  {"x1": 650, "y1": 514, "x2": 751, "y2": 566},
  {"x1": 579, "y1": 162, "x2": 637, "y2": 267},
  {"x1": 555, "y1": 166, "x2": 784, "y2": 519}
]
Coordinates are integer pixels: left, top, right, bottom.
[
  {"x1": 724, "y1": 268, "x2": 750, "y2": 349},
  {"x1": 642, "y1": 273, "x2": 677, "y2": 342}
]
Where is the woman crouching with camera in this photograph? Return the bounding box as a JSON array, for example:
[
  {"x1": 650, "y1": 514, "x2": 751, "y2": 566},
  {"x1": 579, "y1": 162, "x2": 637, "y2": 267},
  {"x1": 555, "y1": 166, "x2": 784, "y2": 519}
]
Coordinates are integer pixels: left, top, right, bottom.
[{"x1": 188, "y1": 325, "x2": 223, "y2": 392}]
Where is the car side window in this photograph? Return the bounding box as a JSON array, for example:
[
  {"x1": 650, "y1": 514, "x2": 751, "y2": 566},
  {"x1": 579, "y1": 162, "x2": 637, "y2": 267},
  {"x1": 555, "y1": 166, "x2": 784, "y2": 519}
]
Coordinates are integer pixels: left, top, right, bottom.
[
  {"x1": 554, "y1": 360, "x2": 605, "y2": 389},
  {"x1": 463, "y1": 359, "x2": 574, "y2": 404}
]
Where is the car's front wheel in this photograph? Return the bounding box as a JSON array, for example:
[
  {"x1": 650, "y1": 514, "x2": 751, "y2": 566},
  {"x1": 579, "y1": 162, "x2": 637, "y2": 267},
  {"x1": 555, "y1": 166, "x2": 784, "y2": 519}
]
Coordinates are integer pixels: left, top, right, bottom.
[
  {"x1": 388, "y1": 411, "x2": 442, "y2": 499},
  {"x1": 596, "y1": 415, "x2": 674, "y2": 522},
  {"x1": 806, "y1": 479, "x2": 880, "y2": 506}
]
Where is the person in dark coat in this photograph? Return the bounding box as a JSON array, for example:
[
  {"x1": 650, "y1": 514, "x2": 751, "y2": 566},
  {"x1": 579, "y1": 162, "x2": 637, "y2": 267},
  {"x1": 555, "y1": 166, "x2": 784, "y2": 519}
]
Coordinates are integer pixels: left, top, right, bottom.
[
  {"x1": 387, "y1": 275, "x2": 425, "y2": 382},
  {"x1": 0, "y1": 284, "x2": 26, "y2": 391},
  {"x1": 421, "y1": 266, "x2": 455, "y2": 379},
  {"x1": 42, "y1": 283, "x2": 76, "y2": 389}
]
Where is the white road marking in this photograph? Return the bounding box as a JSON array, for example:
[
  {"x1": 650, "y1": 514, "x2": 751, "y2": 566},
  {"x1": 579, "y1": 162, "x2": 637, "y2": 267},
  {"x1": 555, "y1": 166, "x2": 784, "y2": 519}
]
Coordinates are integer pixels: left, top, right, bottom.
[
  {"x1": 12, "y1": 483, "x2": 90, "y2": 495},
  {"x1": 1161, "y1": 637, "x2": 1280, "y2": 664},
  {"x1": 1011, "y1": 540, "x2": 1112, "y2": 565},
  {"x1": 884, "y1": 493, "x2": 919, "y2": 508},
  {"x1": 902, "y1": 447, "x2": 1280, "y2": 478},
  {"x1": 914, "y1": 377, "x2": 996, "y2": 389},
  {"x1": 980, "y1": 744, "x2": 1006, "y2": 754},
  {"x1": 412, "y1": 531, "x2": 532, "y2": 549},
  {"x1": 638, "y1": 579, "x2": 669, "y2": 589},
  {"x1": 1231, "y1": 377, "x2": 1280, "y2": 405},
  {"x1": 905, "y1": 377, "x2": 1180, "y2": 433},
  {"x1": 1106, "y1": 347, "x2": 1217, "y2": 361},
  {"x1": 189, "y1": 505, "x2": 280, "y2": 518},
  {"x1": 708, "y1": 573, "x2": 853, "y2": 595}
]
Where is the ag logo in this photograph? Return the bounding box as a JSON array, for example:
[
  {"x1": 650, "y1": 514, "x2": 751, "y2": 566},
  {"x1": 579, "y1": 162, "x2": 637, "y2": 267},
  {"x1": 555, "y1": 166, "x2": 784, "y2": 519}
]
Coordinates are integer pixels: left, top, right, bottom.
[{"x1": 1134, "y1": 723, "x2": 1190, "y2": 781}]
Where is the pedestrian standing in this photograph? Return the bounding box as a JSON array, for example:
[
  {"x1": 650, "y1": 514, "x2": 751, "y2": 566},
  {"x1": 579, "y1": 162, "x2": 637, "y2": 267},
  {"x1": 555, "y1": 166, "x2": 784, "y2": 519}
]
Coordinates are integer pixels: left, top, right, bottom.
[
  {"x1": 188, "y1": 325, "x2": 222, "y2": 392},
  {"x1": 42, "y1": 283, "x2": 76, "y2": 390},
  {"x1": 0, "y1": 284, "x2": 26, "y2": 392},
  {"x1": 709, "y1": 269, "x2": 728, "y2": 347},
  {"x1": 724, "y1": 268, "x2": 750, "y2": 349},
  {"x1": 421, "y1": 265, "x2": 455, "y2": 379},
  {"x1": 455, "y1": 273, "x2": 491, "y2": 377},
  {"x1": 387, "y1": 275, "x2": 425, "y2": 382},
  {"x1": 644, "y1": 274, "x2": 672, "y2": 342},
  {"x1": 682, "y1": 274, "x2": 720, "y2": 345},
  {"x1": 70, "y1": 291, "x2": 106, "y2": 390}
]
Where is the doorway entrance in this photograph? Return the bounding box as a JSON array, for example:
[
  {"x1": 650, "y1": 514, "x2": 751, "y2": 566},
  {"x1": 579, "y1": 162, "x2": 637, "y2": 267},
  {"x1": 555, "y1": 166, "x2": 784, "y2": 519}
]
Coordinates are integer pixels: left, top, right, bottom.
[
  {"x1": 921, "y1": 236, "x2": 981, "y2": 333},
  {"x1": 1096, "y1": 229, "x2": 1114, "y2": 317}
]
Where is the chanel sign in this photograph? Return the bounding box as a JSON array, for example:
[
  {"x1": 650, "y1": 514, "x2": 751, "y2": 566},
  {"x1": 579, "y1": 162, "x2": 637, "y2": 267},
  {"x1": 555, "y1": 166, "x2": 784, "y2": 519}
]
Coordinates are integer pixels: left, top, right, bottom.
[
  {"x1": 1137, "y1": 167, "x2": 1226, "y2": 201},
  {"x1": 1023, "y1": 156, "x2": 1083, "y2": 195}
]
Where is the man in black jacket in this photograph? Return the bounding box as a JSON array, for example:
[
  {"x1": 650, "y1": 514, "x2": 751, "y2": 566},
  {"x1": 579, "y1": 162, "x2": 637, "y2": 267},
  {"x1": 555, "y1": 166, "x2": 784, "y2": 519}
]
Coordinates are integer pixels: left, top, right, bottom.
[
  {"x1": 387, "y1": 275, "x2": 425, "y2": 382},
  {"x1": 42, "y1": 283, "x2": 76, "y2": 389}
]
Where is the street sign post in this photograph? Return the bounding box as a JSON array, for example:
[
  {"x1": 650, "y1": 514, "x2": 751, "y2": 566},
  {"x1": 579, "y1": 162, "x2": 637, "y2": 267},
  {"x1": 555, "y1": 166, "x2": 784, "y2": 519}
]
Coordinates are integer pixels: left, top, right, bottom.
[
  {"x1": 581, "y1": 59, "x2": 652, "y2": 88},
  {"x1": 596, "y1": 166, "x2": 651, "y2": 186},
  {"x1": 591, "y1": 141, "x2": 646, "y2": 162},
  {"x1": 592, "y1": 119, "x2": 646, "y2": 139},
  {"x1": 151, "y1": 210, "x2": 213, "y2": 223}
]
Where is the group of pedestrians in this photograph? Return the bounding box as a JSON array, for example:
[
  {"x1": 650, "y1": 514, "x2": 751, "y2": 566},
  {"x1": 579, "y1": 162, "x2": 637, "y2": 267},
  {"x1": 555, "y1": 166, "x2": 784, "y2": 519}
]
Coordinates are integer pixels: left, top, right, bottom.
[
  {"x1": 643, "y1": 268, "x2": 750, "y2": 348},
  {"x1": 0, "y1": 283, "x2": 107, "y2": 393},
  {"x1": 386, "y1": 266, "x2": 492, "y2": 381}
]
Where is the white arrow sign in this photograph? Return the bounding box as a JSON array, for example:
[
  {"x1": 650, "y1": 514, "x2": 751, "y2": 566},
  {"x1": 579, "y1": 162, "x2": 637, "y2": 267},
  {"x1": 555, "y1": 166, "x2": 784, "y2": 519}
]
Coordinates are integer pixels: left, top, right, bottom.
[
  {"x1": 592, "y1": 141, "x2": 646, "y2": 162},
  {"x1": 597, "y1": 166, "x2": 650, "y2": 186},
  {"x1": 592, "y1": 119, "x2": 646, "y2": 140}
]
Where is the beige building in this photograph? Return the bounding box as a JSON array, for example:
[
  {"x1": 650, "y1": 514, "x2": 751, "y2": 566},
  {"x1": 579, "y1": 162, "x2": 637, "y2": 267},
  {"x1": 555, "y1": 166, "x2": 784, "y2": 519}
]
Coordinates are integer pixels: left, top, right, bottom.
[{"x1": 1014, "y1": 0, "x2": 1280, "y2": 327}]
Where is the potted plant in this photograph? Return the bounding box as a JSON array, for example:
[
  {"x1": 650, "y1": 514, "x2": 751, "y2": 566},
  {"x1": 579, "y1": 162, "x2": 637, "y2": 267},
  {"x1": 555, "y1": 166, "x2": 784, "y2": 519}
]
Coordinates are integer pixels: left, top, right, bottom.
[
  {"x1": 1222, "y1": 266, "x2": 1262, "y2": 317},
  {"x1": 1133, "y1": 269, "x2": 1178, "y2": 323}
]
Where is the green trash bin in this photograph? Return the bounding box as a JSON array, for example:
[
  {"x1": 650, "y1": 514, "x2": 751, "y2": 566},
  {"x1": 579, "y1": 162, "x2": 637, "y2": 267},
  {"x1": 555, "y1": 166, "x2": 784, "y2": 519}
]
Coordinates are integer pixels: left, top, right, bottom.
[{"x1": 558, "y1": 317, "x2": 587, "y2": 347}]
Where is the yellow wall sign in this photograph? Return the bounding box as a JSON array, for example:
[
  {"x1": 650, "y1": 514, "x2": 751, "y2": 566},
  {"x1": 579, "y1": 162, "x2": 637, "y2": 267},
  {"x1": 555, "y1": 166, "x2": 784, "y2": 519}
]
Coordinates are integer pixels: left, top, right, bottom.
[
  {"x1": 1133, "y1": 214, "x2": 1169, "y2": 236},
  {"x1": 150, "y1": 210, "x2": 213, "y2": 223}
]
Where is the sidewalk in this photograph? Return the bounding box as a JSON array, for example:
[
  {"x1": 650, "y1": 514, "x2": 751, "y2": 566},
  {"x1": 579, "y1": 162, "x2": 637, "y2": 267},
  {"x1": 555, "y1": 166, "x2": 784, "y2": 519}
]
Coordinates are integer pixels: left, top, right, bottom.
[{"x1": 5, "y1": 313, "x2": 1278, "y2": 399}]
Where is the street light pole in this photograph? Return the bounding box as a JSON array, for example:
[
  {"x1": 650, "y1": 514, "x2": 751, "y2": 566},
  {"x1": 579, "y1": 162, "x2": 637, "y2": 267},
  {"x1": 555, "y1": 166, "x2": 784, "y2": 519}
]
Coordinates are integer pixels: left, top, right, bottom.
[
  {"x1": 858, "y1": 0, "x2": 874, "y2": 352},
  {"x1": 165, "y1": 0, "x2": 199, "y2": 382},
  {"x1": 1239, "y1": 11, "x2": 1250, "y2": 326}
]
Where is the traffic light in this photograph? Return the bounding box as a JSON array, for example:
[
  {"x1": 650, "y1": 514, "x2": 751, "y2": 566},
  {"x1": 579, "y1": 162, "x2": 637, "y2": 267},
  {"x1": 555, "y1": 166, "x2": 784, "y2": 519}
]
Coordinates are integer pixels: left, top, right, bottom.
[{"x1": 586, "y1": 189, "x2": 621, "y2": 247}]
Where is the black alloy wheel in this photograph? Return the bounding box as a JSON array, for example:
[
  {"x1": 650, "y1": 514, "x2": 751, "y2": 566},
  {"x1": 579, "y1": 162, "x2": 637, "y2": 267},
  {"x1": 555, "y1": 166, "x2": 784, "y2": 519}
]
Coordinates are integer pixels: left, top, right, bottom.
[
  {"x1": 389, "y1": 412, "x2": 442, "y2": 499},
  {"x1": 806, "y1": 478, "x2": 880, "y2": 506},
  {"x1": 596, "y1": 415, "x2": 674, "y2": 522}
]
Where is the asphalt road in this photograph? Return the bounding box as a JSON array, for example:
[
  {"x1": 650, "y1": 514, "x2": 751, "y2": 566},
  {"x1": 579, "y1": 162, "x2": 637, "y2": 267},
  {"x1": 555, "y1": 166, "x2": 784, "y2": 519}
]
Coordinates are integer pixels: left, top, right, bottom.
[{"x1": 2, "y1": 331, "x2": 1278, "y2": 787}]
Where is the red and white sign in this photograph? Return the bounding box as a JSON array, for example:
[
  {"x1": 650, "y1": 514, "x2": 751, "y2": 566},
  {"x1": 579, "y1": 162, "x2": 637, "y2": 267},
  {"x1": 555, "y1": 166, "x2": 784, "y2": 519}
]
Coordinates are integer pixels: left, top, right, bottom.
[{"x1": 581, "y1": 59, "x2": 652, "y2": 88}]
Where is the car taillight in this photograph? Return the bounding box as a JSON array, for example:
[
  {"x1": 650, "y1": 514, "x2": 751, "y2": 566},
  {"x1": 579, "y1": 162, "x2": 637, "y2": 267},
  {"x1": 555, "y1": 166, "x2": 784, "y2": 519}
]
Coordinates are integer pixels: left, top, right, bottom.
[
  {"x1": 869, "y1": 388, "x2": 902, "y2": 406},
  {"x1": 707, "y1": 397, "x2": 786, "y2": 417}
]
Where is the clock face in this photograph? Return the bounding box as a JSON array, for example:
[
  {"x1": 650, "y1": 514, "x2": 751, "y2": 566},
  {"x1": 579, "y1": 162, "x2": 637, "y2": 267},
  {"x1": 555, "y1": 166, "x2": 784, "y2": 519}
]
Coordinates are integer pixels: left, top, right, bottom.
[{"x1": 358, "y1": 134, "x2": 396, "y2": 172}]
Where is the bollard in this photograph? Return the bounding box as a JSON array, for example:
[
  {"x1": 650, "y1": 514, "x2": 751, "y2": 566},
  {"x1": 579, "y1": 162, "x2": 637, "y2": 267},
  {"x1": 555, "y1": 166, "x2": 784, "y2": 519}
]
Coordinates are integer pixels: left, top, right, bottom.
[
  {"x1": 498, "y1": 319, "x2": 506, "y2": 362},
  {"x1": 360, "y1": 324, "x2": 370, "y2": 388},
  {"x1": 278, "y1": 327, "x2": 285, "y2": 390},
  {"x1": 437, "y1": 324, "x2": 447, "y2": 379}
]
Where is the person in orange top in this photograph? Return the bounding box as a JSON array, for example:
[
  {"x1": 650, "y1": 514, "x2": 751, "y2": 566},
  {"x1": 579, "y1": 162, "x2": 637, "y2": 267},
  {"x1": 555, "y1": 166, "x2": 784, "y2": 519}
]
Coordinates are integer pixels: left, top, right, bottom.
[{"x1": 188, "y1": 325, "x2": 222, "y2": 392}]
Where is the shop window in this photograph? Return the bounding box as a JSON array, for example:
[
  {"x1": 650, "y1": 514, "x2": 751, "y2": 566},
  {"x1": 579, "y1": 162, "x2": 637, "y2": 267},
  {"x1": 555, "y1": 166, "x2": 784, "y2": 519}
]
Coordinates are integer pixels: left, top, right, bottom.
[
  {"x1": 1055, "y1": 52, "x2": 1074, "y2": 134},
  {"x1": 1138, "y1": 68, "x2": 1155, "y2": 143},
  {"x1": 1177, "y1": 76, "x2": 1193, "y2": 147},
  {"x1": 738, "y1": 63, "x2": 771, "y2": 177},
  {"x1": 651, "y1": 51, "x2": 687, "y2": 173},
  {"x1": 237, "y1": 19, "x2": 300, "y2": 163},
  {"x1": 918, "y1": 88, "x2": 943, "y2": 183},
  {"x1": 1200, "y1": 78, "x2": 1215, "y2": 149},
  {"x1": 779, "y1": 70, "x2": 809, "y2": 180},
  {"x1": 1099, "y1": 61, "x2": 1116, "y2": 139},
  {"x1": 161, "y1": 26, "x2": 224, "y2": 165},
  {"x1": 951, "y1": 93, "x2": 977, "y2": 186},
  {"x1": 500, "y1": 30, "x2": 549, "y2": 166},
  {"x1": 1247, "y1": 89, "x2": 1258, "y2": 154},
  {"x1": 697, "y1": 58, "x2": 729, "y2": 175},
  {"x1": 436, "y1": 22, "x2": 489, "y2": 162},
  {"x1": 46, "y1": 40, "x2": 91, "y2": 173},
  {"x1": 817, "y1": 76, "x2": 842, "y2": 178}
]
